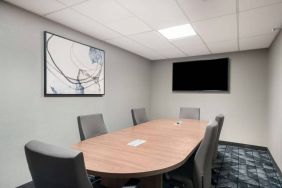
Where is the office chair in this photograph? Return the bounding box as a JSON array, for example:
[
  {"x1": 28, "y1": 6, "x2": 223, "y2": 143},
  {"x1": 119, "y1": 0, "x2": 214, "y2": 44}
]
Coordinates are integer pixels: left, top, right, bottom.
[
  {"x1": 77, "y1": 113, "x2": 108, "y2": 141},
  {"x1": 25, "y1": 140, "x2": 104, "y2": 188},
  {"x1": 213, "y1": 114, "x2": 225, "y2": 161},
  {"x1": 167, "y1": 121, "x2": 219, "y2": 188},
  {"x1": 25, "y1": 140, "x2": 140, "y2": 188},
  {"x1": 131, "y1": 108, "x2": 148, "y2": 125},
  {"x1": 179, "y1": 107, "x2": 200, "y2": 120}
]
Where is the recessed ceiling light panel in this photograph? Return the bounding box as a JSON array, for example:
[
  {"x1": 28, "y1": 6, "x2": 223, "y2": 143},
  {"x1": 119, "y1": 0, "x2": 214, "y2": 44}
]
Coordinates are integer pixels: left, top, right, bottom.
[{"x1": 158, "y1": 24, "x2": 197, "y2": 40}]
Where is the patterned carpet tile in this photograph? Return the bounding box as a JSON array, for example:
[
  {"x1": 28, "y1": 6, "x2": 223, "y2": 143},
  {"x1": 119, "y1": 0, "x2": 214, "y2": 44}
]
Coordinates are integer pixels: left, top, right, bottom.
[{"x1": 213, "y1": 144, "x2": 282, "y2": 188}]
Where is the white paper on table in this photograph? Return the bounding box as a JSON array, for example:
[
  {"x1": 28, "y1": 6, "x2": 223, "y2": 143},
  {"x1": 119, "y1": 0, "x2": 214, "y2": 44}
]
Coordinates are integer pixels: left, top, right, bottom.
[
  {"x1": 127, "y1": 139, "x2": 146, "y2": 147},
  {"x1": 174, "y1": 120, "x2": 183, "y2": 125}
]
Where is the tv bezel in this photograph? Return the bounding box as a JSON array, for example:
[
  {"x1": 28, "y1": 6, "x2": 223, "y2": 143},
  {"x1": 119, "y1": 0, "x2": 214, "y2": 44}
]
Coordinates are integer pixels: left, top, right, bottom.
[{"x1": 172, "y1": 58, "x2": 230, "y2": 93}]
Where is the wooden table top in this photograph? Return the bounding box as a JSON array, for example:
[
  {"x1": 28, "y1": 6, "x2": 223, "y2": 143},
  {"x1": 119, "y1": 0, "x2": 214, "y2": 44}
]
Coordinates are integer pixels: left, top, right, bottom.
[{"x1": 72, "y1": 119, "x2": 208, "y2": 178}]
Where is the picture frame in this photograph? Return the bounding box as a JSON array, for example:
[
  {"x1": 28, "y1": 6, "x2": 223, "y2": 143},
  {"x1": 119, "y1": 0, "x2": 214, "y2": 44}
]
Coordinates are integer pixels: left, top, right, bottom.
[{"x1": 44, "y1": 31, "x2": 105, "y2": 96}]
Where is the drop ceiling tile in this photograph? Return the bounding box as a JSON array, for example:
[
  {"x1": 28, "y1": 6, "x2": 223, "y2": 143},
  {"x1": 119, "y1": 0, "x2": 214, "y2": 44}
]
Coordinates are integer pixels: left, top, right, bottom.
[
  {"x1": 106, "y1": 17, "x2": 151, "y2": 35},
  {"x1": 184, "y1": 48, "x2": 210, "y2": 56},
  {"x1": 73, "y1": 0, "x2": 132, "y2": 24},
  {"x1": 106, "y1": 37, "x2": 149, "y2": 53},
  {"x1": 136, "y1": 50, "x2": 166, "y2": 60},
  {"x1": 193, "y1": 14, "x2": 237, "y2": 43},
  {"x1": 5, "y1": 0, "x2": 65, "y2": 15},
  {"x1": 138, "y1": 52, "x2": 166, "y2": 60},
  {"x1": 129, "y1": 31, "x2": 186, "y2": 58},
  {"x1": 57, "y1": 0, "x2": 88, "y2": 6},
  {"x1": 158, "y1": 47, "x2": 186, "y2": 59},
  {"x1": 117, "y1": 0, "x2": 188, "y2": 29},
  {"x1": 129, "y1": 31, "x2": 176, "y2": 50},
  {"x1": 239, "y1": 4, "x2": 282, "y2": 38},
  {"x1": 107, "y1": 36, "x2": 139, "y2": 46},
  {"x1": 207, "y1": 39, "x2": 238, "y2": 53},
  {"x1": 106, "y1": 37, "x2": 165, "y2": 60},
  {"x1": 46, "y1": 9, "x2": 121, "y2": 40},
  {"x1": 171, "y1": 35, "x2": 210, "y2": 56},
  {"x1": 177, "y1": 0, "x2": 236, "y2": 22},
  {"x1": 239, "y1": 33, "x2": 276, "y2": 50},
  {"x1": 239, "y1": 0, "x2": 282, "y2": 11}
]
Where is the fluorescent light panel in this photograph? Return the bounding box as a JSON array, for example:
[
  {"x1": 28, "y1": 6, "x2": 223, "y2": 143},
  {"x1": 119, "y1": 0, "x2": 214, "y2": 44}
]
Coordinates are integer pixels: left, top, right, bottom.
[{"x1": 158, "y1": 24, "x2": 196, "y2": 40}]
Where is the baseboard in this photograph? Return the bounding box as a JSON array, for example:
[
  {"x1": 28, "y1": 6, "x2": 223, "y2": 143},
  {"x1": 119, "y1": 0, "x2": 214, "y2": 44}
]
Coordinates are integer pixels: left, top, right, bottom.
[
  {"x1": 219, "y1": 140, "x2": 282, "y2": 178},
  {"x1": 218, "y1": 140, "x2": 268, "y2": 150}
]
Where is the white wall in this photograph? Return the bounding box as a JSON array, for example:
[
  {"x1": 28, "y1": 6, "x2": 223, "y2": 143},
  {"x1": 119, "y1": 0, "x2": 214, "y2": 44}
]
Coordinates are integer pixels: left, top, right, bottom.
[
  {"x1": 268, "y1": 31, "x2": 282, "y2": 170},
  {"x1": 150, "y1": 50, "x2": 269, "y2": 146},
  {"x1": 0, "y1": 2, "x2": 151, "y2": 187}
]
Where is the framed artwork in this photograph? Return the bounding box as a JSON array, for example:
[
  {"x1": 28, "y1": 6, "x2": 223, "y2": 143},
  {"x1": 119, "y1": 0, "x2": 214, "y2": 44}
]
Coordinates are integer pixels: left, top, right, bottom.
[{"x1": 44, "y1": 31, "x2": 105, "y2": 96}]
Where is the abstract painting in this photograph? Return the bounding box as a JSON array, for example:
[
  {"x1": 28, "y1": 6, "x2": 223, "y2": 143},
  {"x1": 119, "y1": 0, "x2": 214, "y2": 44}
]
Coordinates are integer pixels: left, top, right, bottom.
[{"x1": 44, "y1": 32, "x2": 105, "y2": 96}]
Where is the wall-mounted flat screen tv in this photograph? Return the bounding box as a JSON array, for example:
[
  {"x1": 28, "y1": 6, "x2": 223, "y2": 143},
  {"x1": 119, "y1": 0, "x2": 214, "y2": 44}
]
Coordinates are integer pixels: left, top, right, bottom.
[{"x1": 173, "y1": 58, "x2": 229, "y2": 92}]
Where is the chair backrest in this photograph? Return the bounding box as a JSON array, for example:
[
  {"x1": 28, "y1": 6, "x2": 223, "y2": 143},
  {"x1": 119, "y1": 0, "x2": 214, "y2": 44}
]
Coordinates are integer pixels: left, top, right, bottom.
[
  {"x1": 193, "y1": 121, "x2": 218, "y2": 188},
  {"x1": 213, "y1": 114, "x2": 225, "y2": 161},
  {"x1": 25, "y1": 140, "x2": 92, "y2": 188},
  {"x1": 77, "y1": 113, "x2": 107, "y2": 141},
  {"x1": 131, "y1": 108, "x2": 148, "y2": 125},
  {"x1": 179, "y1": 107, "x2": 200, "y2": 120}
]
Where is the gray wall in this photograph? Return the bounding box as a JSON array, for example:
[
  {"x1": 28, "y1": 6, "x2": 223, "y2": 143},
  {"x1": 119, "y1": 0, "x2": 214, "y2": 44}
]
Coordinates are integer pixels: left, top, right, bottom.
[
  {"x1": 1, "y1": 1, "x2": 281, "y2": 187},
  {"x1": 150, "y1": 50, "x2": 269, "y2": 146},
  {"x1": 268, "y1": 31, "x2": 282, "y2": 170},
  {"x1": 0, "y1": 2, "x2": 151, "y2": 187}
]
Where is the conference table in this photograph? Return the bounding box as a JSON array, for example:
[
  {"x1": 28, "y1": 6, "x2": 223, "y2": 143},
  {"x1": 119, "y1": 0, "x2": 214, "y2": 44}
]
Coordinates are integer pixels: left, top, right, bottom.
[{"x1": 72, "y1": 119, "x2": 208, "y2": 188}]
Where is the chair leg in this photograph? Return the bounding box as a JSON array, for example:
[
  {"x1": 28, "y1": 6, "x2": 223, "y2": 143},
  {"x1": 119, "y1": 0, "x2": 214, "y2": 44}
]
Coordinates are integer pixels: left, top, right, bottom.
[{"x1": 89, "y1": 175, "x2": 102, "y2": 184}]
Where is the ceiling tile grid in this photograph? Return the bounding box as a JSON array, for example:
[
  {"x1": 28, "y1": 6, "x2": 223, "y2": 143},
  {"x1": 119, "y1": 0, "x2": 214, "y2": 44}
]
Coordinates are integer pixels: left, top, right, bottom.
[
  {"x1": 57, "y1": 0, "x2": 88, "y2": 6},
  {"x1": 5, "y1": 0, "x2": 65, "y2": 15},
  {"x1": 129, "y1": 31, "x2": 186, "y2": 58},
  {"x1": 239, "y1": 33, "x2": 277, "y2": 51},
  {"x1": 177, "y1": 0, "x2": 236, "y2": 22},
  {"x1": 46, "y1": 9, "x2": 122, "y2": 40},
  {"x1": 239, "y1": 3, "x2": 282, "y2": 38},
  {"x1": 239, "y1": 0, "x2": 282, "y2": 11},
  {"x1": 171, "y1": 35, "x2": 210, "y2": 56},
  {"x1": 105, "y1": 36, "x2": 166, "y2": 60},
  {"x1": 116, "y1": 0, "x2": 189, "y2": 30},
  {"x1": 4, "y1": 0, "x2": 282, "y2": 60},
  {"x1": 192, "y1": 14, "x2": 238, "y2": 43},
  {"x1": 207, "y1": 39, "x2": 238, "y2": 54},
  {"x1": 105, "y1": 17, "x2": 152, "y2": 35},
  {"x1": 72, "y1": 0, "x2": 132, "y2": 24}
]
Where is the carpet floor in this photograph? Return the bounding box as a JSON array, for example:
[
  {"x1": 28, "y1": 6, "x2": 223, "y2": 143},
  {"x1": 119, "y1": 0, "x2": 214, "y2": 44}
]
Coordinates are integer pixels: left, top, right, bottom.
[{"x1": 212, "y1": 144, "x2": 282, "y2": 188}]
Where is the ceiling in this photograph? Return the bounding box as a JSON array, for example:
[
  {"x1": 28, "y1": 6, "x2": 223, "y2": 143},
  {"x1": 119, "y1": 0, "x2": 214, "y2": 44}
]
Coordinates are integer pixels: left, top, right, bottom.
[{"x1": 4, "y1": 0, "x2": 282, "y2": 60}]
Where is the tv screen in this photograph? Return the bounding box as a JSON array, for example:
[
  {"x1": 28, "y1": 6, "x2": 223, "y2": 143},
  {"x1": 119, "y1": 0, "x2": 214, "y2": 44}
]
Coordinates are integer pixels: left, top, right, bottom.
[{"x1": 173, "y1": 58, "x2": 229, "y2": 92}]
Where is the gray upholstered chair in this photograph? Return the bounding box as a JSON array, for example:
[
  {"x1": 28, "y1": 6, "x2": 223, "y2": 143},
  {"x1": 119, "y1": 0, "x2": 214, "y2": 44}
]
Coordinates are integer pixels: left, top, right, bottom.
[
  {"x1": 168, "y1": 121, "x2": 219, "y2": 188},
  {"x1": 77, "y1": 113, "x2": 108, "y2": 141},
  {"x1": 24, "y1": 140, "x2": 96, "y2": 188},
  {"x1": 131, "y1": 108, "x2": 148, "y2": 125},
  {"x1": 179, "y1": 107, "x2": 200, "y2": 120},
  {"x1": 213, "y1": 114, "x2": 225, "y2": 161}
]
